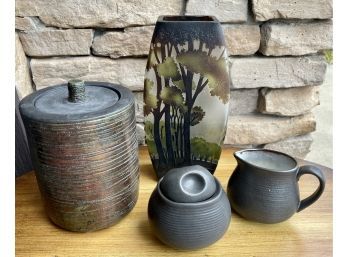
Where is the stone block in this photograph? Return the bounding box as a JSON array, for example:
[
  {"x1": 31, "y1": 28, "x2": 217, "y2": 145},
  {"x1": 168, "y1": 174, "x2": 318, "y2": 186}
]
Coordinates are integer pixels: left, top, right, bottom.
[
  {"x1": 263, "y1": 134, "x2": 313, "y2": 159},
  {"x1": 260, "y1": 21, "x2": 332, "y2": 56},
  {"x1": 229, "y1": 89, "x2": 259, "y2": 115},
  {"x1": 16, "y1": 0, "x2": 183, "y2": 28},
  {"x1": 223, "y1": 24, "x2": 260, "y2": 56},
  {"x1": 258, "y1": 86, "x2": 320, "y2": 116},
  {"x1": 19, "y1": 29, "x2": 93, "y2": 57},
  {"x1": 30, "y1": 57, "x2": 147, "y2": 91},
  {"x1": 15, "y1": 17, "x2": 44, "y2": 31},
  {"x1": 92, "y1": 26, "x2": 154, "y2": 58},
  {"x1": 252, "y1": 0, "x2": 333, "y2": 21},
  {"x1": 186, "y1": 0, "x2": 248, "y2": 23},
  {"x1": 230, "y1": 56, "x2": 327, "y2": 89},
  {"x1": 15, "y1": 34, "x2": 33, "y2": 100},
  {"x1": 224, "y1": 113, "x2": 316, "y2": 145}
]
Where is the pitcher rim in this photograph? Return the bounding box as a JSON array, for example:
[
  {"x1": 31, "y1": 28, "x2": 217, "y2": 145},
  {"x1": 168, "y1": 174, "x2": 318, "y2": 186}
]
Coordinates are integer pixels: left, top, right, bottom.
[{"x1": 233, "y1": 148, "x2": 298, "y2": 173}]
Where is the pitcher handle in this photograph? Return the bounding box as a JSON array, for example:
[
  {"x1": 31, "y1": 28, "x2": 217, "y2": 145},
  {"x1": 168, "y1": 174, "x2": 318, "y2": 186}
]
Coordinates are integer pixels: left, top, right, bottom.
[{"x1": 296, "y1": 165, "x2": 326, "y2": 212}]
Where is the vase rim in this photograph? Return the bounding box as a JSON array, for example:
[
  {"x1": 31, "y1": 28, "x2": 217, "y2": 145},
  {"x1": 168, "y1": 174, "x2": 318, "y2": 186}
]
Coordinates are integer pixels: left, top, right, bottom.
[{"x1": 157, "y1": 15, "x2": 219, "y2": 23}]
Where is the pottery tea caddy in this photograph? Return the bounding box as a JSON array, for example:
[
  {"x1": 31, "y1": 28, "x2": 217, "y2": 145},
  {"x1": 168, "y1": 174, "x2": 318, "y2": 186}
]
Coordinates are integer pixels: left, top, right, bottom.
[{"x1": 19, "y1": 80, "x2": 139, "y2": 232}]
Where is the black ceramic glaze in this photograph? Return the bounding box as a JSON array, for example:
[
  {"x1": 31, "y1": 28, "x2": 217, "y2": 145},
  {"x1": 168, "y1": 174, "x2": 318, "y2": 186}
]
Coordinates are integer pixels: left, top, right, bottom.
[
  {"x1": 227, "y1": 149, "x2": 325, "y2": 224},
  {"x1": 148, "y1": 166, "x2": 231, "y2": 250}
]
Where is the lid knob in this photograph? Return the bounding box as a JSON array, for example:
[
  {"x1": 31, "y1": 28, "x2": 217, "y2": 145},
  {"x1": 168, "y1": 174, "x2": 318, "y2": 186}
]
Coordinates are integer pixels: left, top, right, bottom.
[{"x1": 68, "y1": 79, "x2": 86, "y2": 103}]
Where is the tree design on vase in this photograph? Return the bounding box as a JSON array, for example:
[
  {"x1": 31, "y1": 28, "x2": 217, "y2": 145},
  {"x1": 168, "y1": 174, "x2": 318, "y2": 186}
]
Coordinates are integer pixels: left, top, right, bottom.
[{"x1": 144, "y1": 16, "x2": 230, "y2": 179}]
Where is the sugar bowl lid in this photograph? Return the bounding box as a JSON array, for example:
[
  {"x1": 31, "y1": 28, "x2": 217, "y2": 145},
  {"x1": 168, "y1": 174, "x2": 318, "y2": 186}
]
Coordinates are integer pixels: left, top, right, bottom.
[
  {"x1": 19, "y1": 80, "x2": 134, "y2": 123},
  {"x1": 160, "y1": 165, "x2": 217, "y2": 203}
]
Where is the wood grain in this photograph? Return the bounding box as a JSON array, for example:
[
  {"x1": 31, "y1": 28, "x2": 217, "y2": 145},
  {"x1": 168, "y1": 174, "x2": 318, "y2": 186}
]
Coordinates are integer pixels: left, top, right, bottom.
[{"x1": 16, "y1": 146, "x2": 332, "y2": 257}]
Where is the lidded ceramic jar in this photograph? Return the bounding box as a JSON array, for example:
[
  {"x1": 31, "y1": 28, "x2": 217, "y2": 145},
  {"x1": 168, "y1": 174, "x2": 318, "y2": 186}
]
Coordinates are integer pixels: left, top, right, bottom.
[
  {"x1": 19, "y1": 80, "x2": 139, "y2": 232},
  {"x1": 148, "y1": 165, "x2": 231, "y2": 250}
]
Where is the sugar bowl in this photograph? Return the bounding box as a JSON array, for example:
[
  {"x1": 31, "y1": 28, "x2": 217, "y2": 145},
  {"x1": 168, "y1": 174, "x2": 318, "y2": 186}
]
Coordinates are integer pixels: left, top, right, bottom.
[{"x1": 148, "y1": 165, "x2": 231, "y2": 250}]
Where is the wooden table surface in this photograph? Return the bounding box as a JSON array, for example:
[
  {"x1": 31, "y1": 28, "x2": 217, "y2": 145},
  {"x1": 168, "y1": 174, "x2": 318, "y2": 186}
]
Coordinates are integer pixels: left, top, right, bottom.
[{"x1": 16, "y1": 147, "x2": 332, "y2": 257}]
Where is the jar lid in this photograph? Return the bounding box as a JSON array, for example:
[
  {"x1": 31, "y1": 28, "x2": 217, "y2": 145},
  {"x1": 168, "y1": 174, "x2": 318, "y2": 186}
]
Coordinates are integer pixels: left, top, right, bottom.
[{"x1": 19, "y1": 80, "x2": 134, "y2": 123}]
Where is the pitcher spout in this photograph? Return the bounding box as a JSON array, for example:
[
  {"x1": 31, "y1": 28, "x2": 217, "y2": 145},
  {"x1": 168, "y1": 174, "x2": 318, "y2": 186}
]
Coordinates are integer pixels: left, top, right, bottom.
[{"x1": 233, "y1": 149, "x2": 250, "y2": 167}]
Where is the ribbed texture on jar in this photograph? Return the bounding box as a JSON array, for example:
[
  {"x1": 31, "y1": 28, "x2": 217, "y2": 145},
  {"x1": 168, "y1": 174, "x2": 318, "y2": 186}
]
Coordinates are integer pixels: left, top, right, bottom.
[{"x1": 24, "y1": 100, "x2": 139, "y2": 232}]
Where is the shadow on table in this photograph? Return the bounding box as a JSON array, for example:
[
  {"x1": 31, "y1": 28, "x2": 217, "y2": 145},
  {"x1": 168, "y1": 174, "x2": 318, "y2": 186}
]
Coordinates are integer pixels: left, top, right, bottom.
[
  {"x1": 137, "y1": 219, "x2": 170, "y2": 249},
  {"x1": 140, "y1": 163, "x2": 157, "y2": 181}
]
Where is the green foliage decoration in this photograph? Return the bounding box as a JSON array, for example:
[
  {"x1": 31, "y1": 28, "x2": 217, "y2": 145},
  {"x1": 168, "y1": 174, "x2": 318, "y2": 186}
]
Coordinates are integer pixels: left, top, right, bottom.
[
  {"x1": 144, "y1": 79, "x2": 158, "y2": 115},
  {"x1": 190, "y1": 106, "x2": 205, "y2": 126},
  {"x1": 191, "y1": 137, "x2": 222, "y2": 162},
  {"x1": 172, "y1": 79, "x2": 185, "y2": 91},
  {"x1": 160, "y1": 86, "x2": 184, "y2": 107},
  {"x1": 157, "y1": 57, "x2": 180, "y2": 79},
  {"x1": 147, "y1": 46, "x2": 161, "y2": 67},
  {"x1": 176, "y1": 51, "x2": 230, "y2": 103}
]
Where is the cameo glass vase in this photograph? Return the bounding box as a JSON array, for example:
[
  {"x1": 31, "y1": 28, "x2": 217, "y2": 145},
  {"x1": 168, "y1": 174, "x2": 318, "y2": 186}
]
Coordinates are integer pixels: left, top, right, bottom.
[{"x1": 144, "y1": 16, "x2": 230, "y2": 179}]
